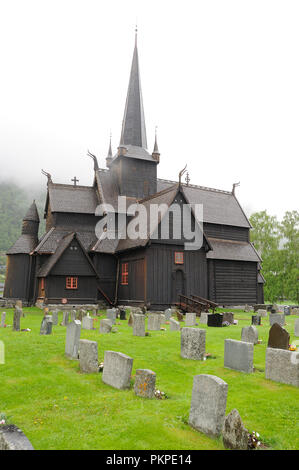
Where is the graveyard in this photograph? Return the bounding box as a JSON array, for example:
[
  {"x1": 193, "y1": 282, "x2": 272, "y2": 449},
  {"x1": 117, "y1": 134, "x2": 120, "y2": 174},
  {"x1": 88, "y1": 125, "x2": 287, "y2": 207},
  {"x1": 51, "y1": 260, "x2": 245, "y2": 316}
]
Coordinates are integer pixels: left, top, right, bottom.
[{"x1": 0, "y1": 306, "x2": 298, "y2": 450}]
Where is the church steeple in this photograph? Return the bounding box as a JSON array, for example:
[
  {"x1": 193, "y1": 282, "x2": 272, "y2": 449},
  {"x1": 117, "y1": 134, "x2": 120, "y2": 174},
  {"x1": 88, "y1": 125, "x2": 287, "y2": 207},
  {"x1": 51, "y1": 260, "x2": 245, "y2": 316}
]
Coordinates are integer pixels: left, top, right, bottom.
[
  {"x1": 120, "y1": 28, "x2": 147, "y2": 149},
  {"x1": 106, "y1": 133, "x2": 113, "y2": 167}
]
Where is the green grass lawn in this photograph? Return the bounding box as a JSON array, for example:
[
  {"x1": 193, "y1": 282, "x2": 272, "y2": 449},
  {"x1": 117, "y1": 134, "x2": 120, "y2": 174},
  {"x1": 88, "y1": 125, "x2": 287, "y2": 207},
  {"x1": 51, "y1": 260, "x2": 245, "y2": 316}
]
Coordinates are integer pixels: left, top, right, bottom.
[{"x1": 0, "y1": 307, "x2": 298, "y2": 450}]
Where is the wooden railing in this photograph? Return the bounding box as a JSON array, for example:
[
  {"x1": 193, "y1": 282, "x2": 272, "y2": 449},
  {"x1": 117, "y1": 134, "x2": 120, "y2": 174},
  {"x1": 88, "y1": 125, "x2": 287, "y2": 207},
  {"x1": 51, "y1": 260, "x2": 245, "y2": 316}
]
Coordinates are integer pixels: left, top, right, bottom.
[
  {"x1": 190, "y1": 294, "x2": 218, "y2": 312},
  {"x1": 176, "y1": 294, "x2": 205, "y2": 316}
]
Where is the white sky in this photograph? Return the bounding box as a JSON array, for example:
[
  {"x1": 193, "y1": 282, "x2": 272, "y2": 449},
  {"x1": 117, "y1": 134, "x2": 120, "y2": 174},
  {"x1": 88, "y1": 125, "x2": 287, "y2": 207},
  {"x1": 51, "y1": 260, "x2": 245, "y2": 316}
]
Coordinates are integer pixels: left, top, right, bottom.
[{"x1": 0, "y1": 0, "x2": 298, "y2": 220}]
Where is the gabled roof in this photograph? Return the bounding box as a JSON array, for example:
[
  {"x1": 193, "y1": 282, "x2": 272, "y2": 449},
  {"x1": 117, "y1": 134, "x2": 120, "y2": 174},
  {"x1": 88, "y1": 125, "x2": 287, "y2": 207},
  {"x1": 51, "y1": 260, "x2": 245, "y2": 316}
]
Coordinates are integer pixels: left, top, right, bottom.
[
  {"x1": 157, "y1": 179, "x2": 251, "y2": 228},
  {"x1": 24, "y1": 201, "x2": 40, "y2": 222},
  {"x1": 37, "y1": 232, "x2": 99, "y2": 277},
  {"x1": 45, "y1": 183, "x2": 99, "y2": 215},
  {"x1": 206, "y1": 238, "x2": 261, "y2": 262},
  {"x1": 34, "y1": 227, "x2": 97, "y2": 254}
]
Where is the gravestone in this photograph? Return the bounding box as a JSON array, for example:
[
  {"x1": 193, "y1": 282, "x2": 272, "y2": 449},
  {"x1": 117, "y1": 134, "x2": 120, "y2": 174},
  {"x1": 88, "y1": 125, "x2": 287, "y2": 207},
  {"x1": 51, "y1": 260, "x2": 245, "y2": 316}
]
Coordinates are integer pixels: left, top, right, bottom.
[
  {"x1": 102, "y1": 351, "x2": 133, "y2": 389},
  {"x1": 62, "y1": 311, "x2": 69, "y2": 326},
  {"x1": 241, "y1": 326, "x2": 258, "y2": 345},
  {"x1": 79, "y1": 339, "x2": 98, "y2": 373},
  {"x1": 291, "y1": 307, "x2": 299, "y2": 315},
  {"x1": 207, "y1": 313, "x2": 223, "y2": 327},
  {"x1": 134, "y1": 369, "x2": 156, "y2": 398},
  {"x1": 244, "y1": 304, "x2": 251, "y2": 313},
  {"x1": 269, "y1": 314, "x2": 285, "y2": 327},
  {"x1": 169, "y1": 318, "x2": 180, "y2": 331},
  {"x1": 128, "y1": 312, "x2": 134, "y2": 327},
  {"x1": 200, "y1": 312, "x2": 209, "y2": 325},
  {"x1": 133, "y1": 314, "x2": 145, "y2": 337},
  {"x1": 224, "y1": 339, "x2": 254, "y2": 373},
  {"x1": 189, "y1": 374, "x2": 228, "y2": 438},
  {"x1": 0, "y1": 424, "x2": 34, "y2": 450},
  {"x1": 164, "y1": 309, "x2": 173, "y2": 321},
  {"x1": 181, "y1": 328, "x2": 206, "y2": 360},
  {"x1": 257, "y1": 309, "x2": 267, "y2": 317},
  {"x1": 176, "y1": 311, "x2": 184, "y2": 322},
  {"x1": 222, "y1": 409, "x2": 249, "y2": 450},
  {"x1": 16, "y1": 300, "x2": 22, "y2": 309},
  {"x1": 272, "y1": 304, "x2": 279, "y2": 313},
  {"x1": 267, "y1": 323, "x2": 290, "y2": 350},
  {"x1": 82, "y1": 315, "x2": 94, "y2": 330},
  {"x1": 40, "y1": 315, "x2": 53, "y2": 335},
  {"x1": 106, "y1": 309, "x2": 117, "y2": 325},
  {"x1": 284, "y1": 306, "x2": 291, "y2": 316},
  {"x1": 13, "y1": 306, "x2": 22, "y2": 331},
  {"x1": 160, "y1": 314, "x2": 166, "y2": 324},
  {"x1": 100, "y1": 318, "x2": 113, "y2": 334},
  {"x1": 265, "y1": 347, "x2": 299, "y2": 387},
  {"x1": 147, "y1": 314, "x2": 161, "y2": 331},
  {"x1": 70, "y1": 310, "x2": 77, "y2": 322},
  {"x1": 251, "y1": 315, "x2": 261, "y2": 326},
  {"x1": 119, "y1": 308, "x2": 126, "y2": 320},
  {"x1": 185, "y1": 312, "x2": 196, "y2": 327},
  {"x1": 65, "y1": 320, "x2": 81, "y2": 359},
  {"x1": 1, "y1": 312, "x2": 6, "y2": 328},
  {"x1": 295, "y1": 319, "x2": 299, "y2": 337},
  {"x1": 222, "y1": 312, "x2": 234, "y2": 325},
  {"x1": 52, "y1": 309, "x2": 59, "y2": 326}
]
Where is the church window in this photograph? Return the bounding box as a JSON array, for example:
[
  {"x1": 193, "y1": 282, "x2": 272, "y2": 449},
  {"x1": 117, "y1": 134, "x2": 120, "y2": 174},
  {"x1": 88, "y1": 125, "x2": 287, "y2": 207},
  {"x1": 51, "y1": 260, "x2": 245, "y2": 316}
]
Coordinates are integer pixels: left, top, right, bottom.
[
  {"x1": 175, "y1": 252, "x2": 184, "y2": 264},
  {"x1": 121, "y1": 263, "x2": 129, "y2": 285},
  {"x1": 66, "y1": 277, "x2": 78, "y2": 289}
]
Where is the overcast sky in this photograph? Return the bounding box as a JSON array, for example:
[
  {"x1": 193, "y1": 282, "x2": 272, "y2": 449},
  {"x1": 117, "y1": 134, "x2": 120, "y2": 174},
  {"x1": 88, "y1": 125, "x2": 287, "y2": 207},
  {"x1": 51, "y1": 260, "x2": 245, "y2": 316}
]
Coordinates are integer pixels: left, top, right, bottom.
[{"x1": 0, "y1": 0, "x2": 298, "y2": 220}]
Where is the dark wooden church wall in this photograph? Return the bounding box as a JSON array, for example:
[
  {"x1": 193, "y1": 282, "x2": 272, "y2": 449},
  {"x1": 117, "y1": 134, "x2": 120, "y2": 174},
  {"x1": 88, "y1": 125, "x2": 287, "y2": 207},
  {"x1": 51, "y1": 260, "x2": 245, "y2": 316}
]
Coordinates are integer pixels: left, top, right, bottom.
[
  {"x1": 93, "y1": 253, "x2": 117, "y2": 302},
  {"x1": 146, "y1": 244, "x2": 208, "y2": 309},
  {"x1": 117, "y1": 249, "x2": 146, "y2": 305},
  {"x1": 210, "y1": 259, "x2": 258, "y2": 305},
  {"x1": 203, "y1": 223, "x2": 249, "y2": 242},
  {"x1": 117, "y1": 158, "x2": 157, "y2": 198},
  {"x1": 4, "y1": 254, "x2": 31, "y2": 300},
  {"x1": 54, "y1": 213, "x2": 99, "y2": 231},
  {"x1": 46, "y1": 275, "x2": 98, "y2": 303}
]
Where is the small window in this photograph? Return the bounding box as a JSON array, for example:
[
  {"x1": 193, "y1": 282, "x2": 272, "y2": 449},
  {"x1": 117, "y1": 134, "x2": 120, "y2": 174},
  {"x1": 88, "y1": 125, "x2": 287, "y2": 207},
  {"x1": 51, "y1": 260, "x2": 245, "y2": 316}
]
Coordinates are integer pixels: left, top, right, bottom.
[
  {"x1": 41, "y1": 278, "x2": 45, "y2": 290},
  {"x1": 121, "y1": 263, "x2": 129, "y2": 285},
  {"x1": 66, "y1": 277, "x2": 78, "y2": 289},
  {"x1": 175, "y1": 252, "x2": 184, "y2": 264}
]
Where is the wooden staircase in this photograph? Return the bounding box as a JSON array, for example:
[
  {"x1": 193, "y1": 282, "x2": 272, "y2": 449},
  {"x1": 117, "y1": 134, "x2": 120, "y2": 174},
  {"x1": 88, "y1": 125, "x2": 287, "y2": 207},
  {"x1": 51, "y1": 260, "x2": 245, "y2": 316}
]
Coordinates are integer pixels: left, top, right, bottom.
[{"x1": 176, "y1": 294, "x2": 218, "y2": 316}]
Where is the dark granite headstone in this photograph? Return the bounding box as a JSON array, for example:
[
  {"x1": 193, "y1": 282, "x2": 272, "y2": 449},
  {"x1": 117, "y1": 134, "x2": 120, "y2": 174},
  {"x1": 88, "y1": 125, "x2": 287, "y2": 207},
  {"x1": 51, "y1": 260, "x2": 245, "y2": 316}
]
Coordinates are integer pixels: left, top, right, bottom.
[
  {"x1": 208, "y1": 313, "x2": 223, "y2": 327},
  {"x1": 284, "y1": 306, "x2": 291, "y2": 316},
  {"x1": 251, "y1": 315, "x2": 261, "y2": 326},
  {"x1": 267, "y1": 323, "x2": 290, "y2": 350},
  {"x1": 222, "y1": 312, "x2": 234, "y2": 325},
  {"x1": 119, "y1": 309, "x2": 126, "y2": 320}
]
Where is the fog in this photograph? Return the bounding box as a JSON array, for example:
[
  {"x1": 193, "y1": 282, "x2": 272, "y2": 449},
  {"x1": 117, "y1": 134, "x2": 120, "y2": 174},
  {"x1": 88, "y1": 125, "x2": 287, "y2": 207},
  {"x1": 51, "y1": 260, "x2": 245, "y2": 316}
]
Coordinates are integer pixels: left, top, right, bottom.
[{"x1": 0, "y1": 0, "x2": 298, "y2": 220}]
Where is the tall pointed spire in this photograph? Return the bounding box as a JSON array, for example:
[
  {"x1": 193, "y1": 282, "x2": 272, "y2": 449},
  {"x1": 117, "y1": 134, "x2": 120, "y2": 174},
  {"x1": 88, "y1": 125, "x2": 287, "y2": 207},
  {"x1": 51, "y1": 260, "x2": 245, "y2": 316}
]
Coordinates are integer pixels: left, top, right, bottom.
[
  {"x1": 106, "y1": 133, "x2": 113, "y2": 167},
  {"x1": 120, "y1": 28, "x2": 147, "y2": 149}
]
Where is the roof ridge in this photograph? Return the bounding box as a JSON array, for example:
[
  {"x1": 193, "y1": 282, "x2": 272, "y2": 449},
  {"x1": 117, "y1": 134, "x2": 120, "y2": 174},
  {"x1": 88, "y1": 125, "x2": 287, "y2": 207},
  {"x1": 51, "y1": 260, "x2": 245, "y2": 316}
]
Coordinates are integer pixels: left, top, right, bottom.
[
  {"x1": 158, "y1": 178, "x2": 232, "y2": 195},
  {"x1": 138, "y1": 183, "x2": 179, "y2": 203},
  {"x1": 50, "y1": 183, "x2": 94, "y2": 190}
]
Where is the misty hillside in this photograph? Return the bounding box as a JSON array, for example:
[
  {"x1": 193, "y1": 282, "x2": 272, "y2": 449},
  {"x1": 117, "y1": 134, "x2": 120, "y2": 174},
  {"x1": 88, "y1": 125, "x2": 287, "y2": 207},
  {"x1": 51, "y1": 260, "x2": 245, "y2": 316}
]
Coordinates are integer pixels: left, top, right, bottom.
[{"x1": 0, "y1": 180, "x2": 46, "y2": 269}]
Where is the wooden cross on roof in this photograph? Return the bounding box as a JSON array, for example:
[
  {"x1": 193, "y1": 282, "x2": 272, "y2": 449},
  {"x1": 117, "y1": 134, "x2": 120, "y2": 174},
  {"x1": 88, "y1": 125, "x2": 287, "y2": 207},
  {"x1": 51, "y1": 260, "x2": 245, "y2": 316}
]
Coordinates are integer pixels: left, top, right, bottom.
[{"x1": 71, "y1": 176, "x2": 79, "y2": 187}]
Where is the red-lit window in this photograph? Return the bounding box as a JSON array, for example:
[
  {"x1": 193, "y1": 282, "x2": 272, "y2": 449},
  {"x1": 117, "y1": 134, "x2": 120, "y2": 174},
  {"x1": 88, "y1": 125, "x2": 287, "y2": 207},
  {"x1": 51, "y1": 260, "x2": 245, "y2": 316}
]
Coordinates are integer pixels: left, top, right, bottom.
[
  {"x1": 66, "y1": 277, "x2": 78, "y2": 289},
  {"x1": 175, "y1": 252, "x2": 184, "y2": 264},
  {"x1": 121, "y1": 263, "x2": 129, "y2": 285},
  {"x1": 40, "y1": 278, "x2": 45, "y2": 290}
]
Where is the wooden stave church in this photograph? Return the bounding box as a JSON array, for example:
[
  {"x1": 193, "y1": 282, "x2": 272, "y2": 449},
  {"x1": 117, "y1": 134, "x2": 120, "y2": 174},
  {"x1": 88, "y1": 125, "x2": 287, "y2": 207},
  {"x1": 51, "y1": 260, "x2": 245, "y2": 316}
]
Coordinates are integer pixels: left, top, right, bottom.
[{"x1": 4, "y1": 34, "x2": 265, "y2": 309}]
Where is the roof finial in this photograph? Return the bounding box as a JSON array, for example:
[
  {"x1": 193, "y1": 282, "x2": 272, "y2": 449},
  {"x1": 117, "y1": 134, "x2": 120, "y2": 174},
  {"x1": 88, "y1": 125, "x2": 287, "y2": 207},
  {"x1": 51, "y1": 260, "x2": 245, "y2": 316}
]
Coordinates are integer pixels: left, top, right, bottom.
[
  {"x1": 179, "y1": 165, "x2": 187, "y2": 186},
  {"x1": 106, "y1": 132, "x2": 113, "y2": 167},
  {"x1": 87, "y1": 150, "x2": 99, "y2": 171},
  {"x1": 152, "y1": 126, "x2": 160, "y2": 161},
  {"x1": 232, "y1": 181, "x2": 240, "y2": 195},
  {"x1": 135, "y1": 23, "x2": 138, "y2": 46}
]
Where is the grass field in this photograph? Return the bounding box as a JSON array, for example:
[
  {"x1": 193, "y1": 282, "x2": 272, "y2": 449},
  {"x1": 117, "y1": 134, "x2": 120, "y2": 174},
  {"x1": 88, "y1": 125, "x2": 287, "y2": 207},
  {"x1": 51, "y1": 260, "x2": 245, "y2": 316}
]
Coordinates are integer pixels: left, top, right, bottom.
[{"x1": 0, "y1": 307, "x2": 298, "y2": 450}]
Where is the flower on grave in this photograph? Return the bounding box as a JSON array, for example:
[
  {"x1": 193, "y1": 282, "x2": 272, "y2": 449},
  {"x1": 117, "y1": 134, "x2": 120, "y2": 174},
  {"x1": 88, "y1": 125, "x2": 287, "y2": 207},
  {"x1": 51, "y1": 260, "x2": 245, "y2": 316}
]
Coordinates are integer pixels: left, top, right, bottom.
[{"x1": 0, "y1": 419, "x2": 5, "y2": 425}]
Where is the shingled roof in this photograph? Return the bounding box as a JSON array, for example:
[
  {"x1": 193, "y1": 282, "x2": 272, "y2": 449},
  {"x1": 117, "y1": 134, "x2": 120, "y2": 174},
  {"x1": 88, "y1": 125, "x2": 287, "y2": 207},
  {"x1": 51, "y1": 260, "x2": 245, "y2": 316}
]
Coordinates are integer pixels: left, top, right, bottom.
[
  {"x1": 7, "y1": 234, "x2": 38, "y2": 255},
  {"x1": 46, "y1": 183, "x2": 99, "y2": 214},
  {"x1": 157, "y1": 179, "x2": 251, "y2": 228},
  {"x1": 34, "y1": 227, "x2": 97, "y2": 254},
  {"x1": 206, "y1": 238, "x2": 261, "y2": 262}
]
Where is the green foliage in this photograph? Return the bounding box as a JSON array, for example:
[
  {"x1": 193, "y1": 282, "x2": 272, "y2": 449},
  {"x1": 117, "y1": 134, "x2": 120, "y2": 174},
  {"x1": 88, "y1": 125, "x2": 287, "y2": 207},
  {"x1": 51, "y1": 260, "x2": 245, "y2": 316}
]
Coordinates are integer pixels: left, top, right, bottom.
[
  {"x1": 0, "y1": 180, "x2": 45, "y2": 272},
  {"x1": 250, "y1": 210, "x2": 299, "y2": 303}
]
